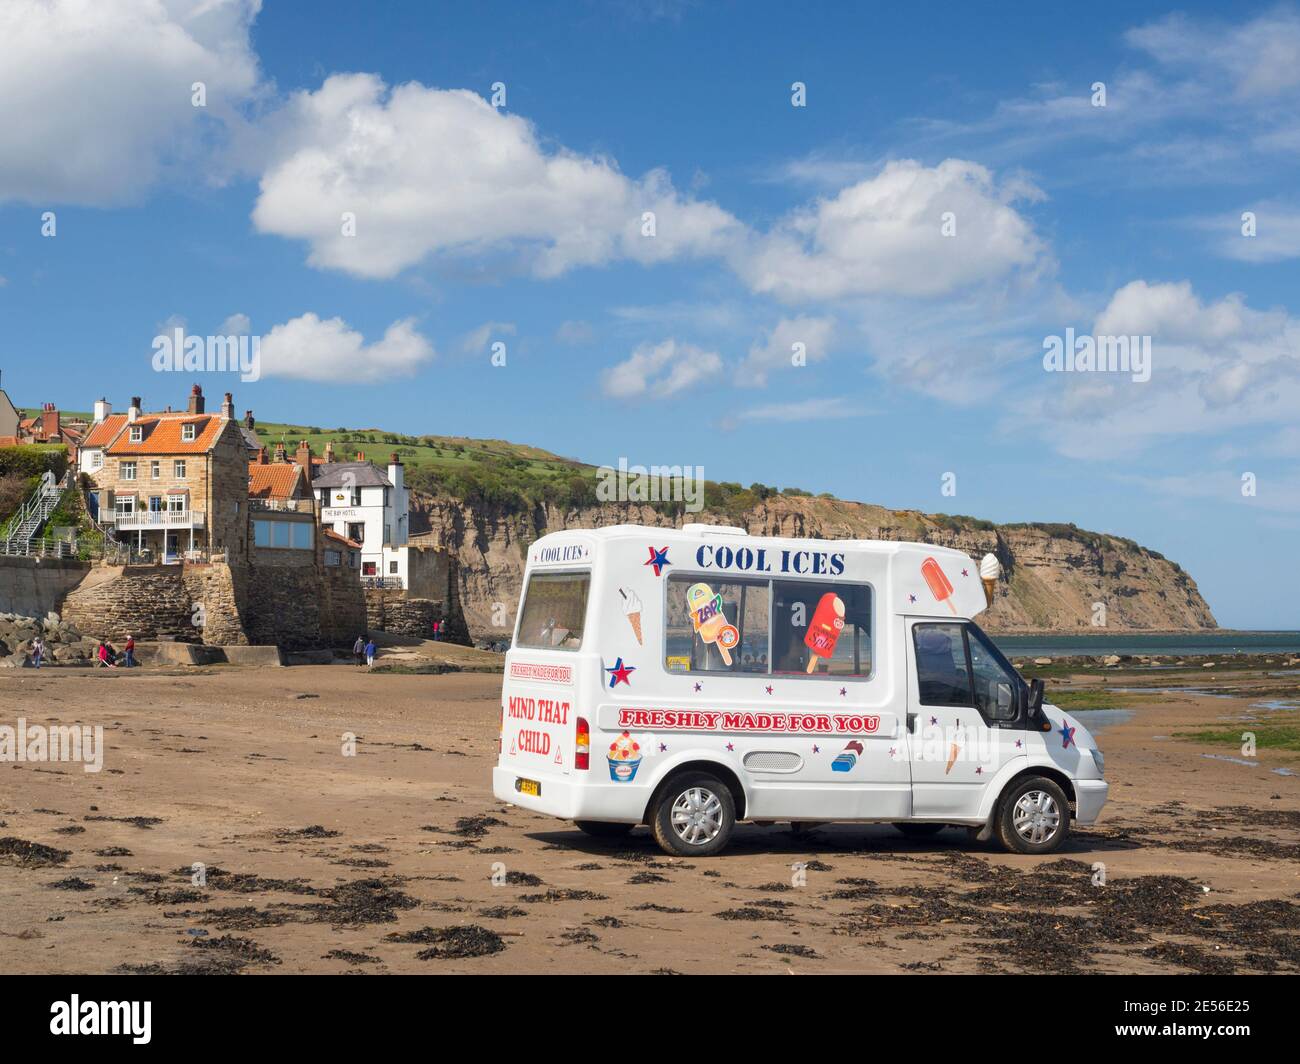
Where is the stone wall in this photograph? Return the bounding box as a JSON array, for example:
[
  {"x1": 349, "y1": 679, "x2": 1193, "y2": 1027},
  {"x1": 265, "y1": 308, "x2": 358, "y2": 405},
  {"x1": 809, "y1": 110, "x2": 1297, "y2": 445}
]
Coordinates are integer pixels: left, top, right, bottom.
[
  {"x1": 0, "y1": 556, "x2": 93, "y2": 617},
  {"x1": 62, "y1": 564, "x2": 196, "y2": 641},
  {"x1": 365, "y1": 590, "x2": 443, "y2": 638},
  {"x1": 321, "y1": 563, "x2": 367, "y2": 644},
  {"x1": 183, "y1": 562, "x2": 247, "y2": 645}
]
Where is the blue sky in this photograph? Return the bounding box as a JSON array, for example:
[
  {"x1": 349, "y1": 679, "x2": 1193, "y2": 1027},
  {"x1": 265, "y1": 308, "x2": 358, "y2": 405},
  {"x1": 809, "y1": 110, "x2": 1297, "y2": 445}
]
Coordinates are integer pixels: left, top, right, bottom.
[{"x1": 1, "y1": 1, "x2": 1298, "y2": 629}]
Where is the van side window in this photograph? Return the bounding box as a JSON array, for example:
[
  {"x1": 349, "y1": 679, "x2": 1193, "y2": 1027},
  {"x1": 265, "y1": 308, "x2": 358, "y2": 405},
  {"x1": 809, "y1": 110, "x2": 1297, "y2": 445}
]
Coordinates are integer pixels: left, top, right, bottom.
[
  {"x1": 516, "y1": 571, "x2": 590, "y2": 651},
  {"x1": 967, "y1": 625, "x2": 1021, "y2": 722},
  {"x1": 772, "y1": 581, "x2": 872, "y2": 676},
  {"x1": 665, "y1": 575, "x2": 768, "y2": 673},
  {"x1": 913, "y1": 623, "x2": 973, "y2": 707}
]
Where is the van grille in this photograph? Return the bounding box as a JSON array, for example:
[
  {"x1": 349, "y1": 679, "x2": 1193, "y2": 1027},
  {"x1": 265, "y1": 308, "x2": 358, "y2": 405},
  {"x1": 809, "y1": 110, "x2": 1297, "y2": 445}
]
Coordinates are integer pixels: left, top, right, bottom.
[{"x1": 743, "y1": 751, "x2": 803, "y2": 773}]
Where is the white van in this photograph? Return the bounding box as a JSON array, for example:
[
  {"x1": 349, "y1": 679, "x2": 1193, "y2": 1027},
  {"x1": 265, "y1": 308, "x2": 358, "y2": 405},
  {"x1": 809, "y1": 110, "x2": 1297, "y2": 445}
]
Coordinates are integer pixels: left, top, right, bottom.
[{"x1": 492, "y1": 524, "x2": 1107, "y2": 857}]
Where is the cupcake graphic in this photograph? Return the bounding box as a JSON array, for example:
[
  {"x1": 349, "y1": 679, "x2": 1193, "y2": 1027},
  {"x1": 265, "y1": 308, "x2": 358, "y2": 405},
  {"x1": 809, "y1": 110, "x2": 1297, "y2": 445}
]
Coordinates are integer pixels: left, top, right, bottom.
[{"x1": 607, "y1": 731, "x2": 643, "y2": 782}]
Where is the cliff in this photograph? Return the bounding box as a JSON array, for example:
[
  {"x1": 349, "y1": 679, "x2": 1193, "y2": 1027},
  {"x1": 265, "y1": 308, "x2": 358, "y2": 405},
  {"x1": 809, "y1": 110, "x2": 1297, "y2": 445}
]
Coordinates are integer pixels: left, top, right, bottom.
[{"x1": 407, "y1": 493, "x2": 1217, "y2": 638}]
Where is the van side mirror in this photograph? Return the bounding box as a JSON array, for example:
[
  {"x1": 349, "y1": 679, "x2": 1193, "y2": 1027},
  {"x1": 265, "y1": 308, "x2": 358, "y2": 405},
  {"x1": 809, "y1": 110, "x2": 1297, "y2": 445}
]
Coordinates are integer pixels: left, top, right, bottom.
[{"x1": 1028, "y1": 679, "x2": 1049, "y2": 730}]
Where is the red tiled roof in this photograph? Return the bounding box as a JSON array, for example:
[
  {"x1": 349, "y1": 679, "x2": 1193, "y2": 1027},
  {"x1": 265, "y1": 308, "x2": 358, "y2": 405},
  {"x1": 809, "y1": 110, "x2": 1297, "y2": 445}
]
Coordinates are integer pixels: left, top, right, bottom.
[
  {"x1": 82, "y1": 414, "x2": 128, "y2": 449},
  {"x1": 105, "y1": 413, "x2": 227, "y2": 455},
  {"x1": 248, "y1": 462, "x2": 306, "y2": 500},
  {"x1": 323, "y1": 528, "x2": 362, "y2": 549}
]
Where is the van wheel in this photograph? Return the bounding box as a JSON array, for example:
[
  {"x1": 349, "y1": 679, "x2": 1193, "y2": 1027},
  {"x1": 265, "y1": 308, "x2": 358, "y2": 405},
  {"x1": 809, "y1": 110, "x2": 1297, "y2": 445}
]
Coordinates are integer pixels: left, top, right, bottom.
[
  {"x1": 893, "y1": 822, "x2": 946, "y2": 838},
  {"x1": 651, "y1": 772, "x2": 736, "y2": 857},
  {"x1": 996, "y1": 776, "x2": 1071, "y2": 854},
  {"x1": 574, "y1": 820, "x2": 635, "y2": 839}
]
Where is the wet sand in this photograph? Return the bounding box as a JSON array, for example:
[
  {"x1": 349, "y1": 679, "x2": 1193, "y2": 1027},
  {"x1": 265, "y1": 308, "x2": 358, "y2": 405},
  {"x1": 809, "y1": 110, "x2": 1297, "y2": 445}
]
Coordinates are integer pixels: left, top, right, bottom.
[{"x1": 1, "y1": 664, "x2": 1297, "y2": 974}]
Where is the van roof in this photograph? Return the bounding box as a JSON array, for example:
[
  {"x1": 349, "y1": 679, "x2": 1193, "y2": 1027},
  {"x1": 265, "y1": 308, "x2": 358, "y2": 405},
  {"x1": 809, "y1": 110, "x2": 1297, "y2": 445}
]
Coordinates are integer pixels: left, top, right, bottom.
[{"x1": 540, "y1": 523, "x2": 972, "y2": 560}]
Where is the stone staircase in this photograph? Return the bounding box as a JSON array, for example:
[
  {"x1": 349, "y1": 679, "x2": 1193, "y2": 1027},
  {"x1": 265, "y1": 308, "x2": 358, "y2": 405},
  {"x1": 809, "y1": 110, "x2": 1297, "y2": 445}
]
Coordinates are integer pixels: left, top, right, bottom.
[{"x1": 0, "y1": 471, "x2": 73, "y2": 557}]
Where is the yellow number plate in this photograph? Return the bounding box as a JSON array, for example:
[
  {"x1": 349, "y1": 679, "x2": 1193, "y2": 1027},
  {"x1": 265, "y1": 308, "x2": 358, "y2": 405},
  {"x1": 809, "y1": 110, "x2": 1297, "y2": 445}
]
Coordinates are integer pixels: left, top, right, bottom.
[{"x1": 516, "y1": 777, "x2": 541, "y2": 797}]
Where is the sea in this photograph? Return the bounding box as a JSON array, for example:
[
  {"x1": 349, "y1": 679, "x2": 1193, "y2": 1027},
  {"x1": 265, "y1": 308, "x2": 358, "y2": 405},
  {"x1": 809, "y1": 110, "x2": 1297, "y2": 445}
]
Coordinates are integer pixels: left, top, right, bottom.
[{"x1": 993, "y1": 631, "x2": 1300, "y2": 658}]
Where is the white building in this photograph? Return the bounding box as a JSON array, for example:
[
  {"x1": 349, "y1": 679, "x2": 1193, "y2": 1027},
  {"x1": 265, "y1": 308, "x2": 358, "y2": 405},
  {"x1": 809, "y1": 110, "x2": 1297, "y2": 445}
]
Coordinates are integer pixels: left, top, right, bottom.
[{"x1": 314, "y1": 453, "x2": 410, "y2": 585}]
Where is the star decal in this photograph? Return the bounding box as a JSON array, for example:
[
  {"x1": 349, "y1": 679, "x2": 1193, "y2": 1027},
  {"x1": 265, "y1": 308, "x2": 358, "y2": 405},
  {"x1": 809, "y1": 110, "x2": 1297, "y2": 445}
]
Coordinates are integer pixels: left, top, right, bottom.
[
  {"x1": 693, "y1": 681, "x2": 702, "y2": 693},
  {"x1": 839, "y1": 687, "x2": 847, "y2": 697},
  {"x1": 1015, "y1": 739, "x2": 1023, "y2": 749},
  {"x1": 725, "y1": 742, "x2": 734, "y2": 752},
  {"x1": 929, "y1": 716, "x2": 938, "y2": 726},
  {"x1": 908, "y1": 594, "x2": 917, "y2": 604},
  {"x1": 644, "y1": 546, "x2": 671, "y2": 576},
  {"x1": 961, "y1": 568, "x2": 969, "y2": 577},
  {"x1": 658, "y1": 742, "x2": 668, "y2": 753},
  {"x1": 888, "y1": 747, "x2": 897, "y2": 758},
  {"x1": 975, "y1": 766, "x2": 983, "y2": 775},
  {"x1": 765, "y1": 685, "x2": 774, "y2": 695},
  {"x1": 605, "y1": 657, "x2": 636, "y2": 688},
  {"x1": 1059, "y1": 721, "x2": 1076, "y2": 749},
  {"x1": 812, "y1": 744, "x2": 820, "y2": 754}
]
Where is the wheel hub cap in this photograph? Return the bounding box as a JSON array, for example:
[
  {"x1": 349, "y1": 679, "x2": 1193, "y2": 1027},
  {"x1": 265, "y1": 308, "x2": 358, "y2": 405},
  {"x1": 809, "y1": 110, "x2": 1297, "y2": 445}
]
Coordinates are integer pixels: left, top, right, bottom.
[
  {"x1": 670, "y1": 786, "x2": 723, "y2": 845},
  {"x1": 1012, "y1": 790, "x2": 1061, "y2": 845}
]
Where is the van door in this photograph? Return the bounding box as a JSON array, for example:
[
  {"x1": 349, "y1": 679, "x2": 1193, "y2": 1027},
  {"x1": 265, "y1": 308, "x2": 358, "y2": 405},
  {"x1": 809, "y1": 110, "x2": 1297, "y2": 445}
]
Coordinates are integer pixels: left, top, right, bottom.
[{"x1": 905, "y1": 619, "x2": 1025, "y2": 819}]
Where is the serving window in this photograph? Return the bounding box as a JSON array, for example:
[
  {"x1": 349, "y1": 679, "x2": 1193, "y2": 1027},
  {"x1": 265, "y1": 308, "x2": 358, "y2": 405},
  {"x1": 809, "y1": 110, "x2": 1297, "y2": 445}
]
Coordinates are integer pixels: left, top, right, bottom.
[
  {"x1": 516, "y1": 570, "x2": 591, "y2": 651},
  {"x1": 664, "y1": 574, "x2": 872, "y2": 679}
]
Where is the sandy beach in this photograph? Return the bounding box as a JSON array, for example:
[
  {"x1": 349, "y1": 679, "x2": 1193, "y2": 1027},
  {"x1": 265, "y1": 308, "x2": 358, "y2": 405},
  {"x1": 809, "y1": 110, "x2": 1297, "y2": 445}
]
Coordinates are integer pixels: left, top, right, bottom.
[{"x1": 1, "y1": 661, "x2": 1297, "y2": 975}]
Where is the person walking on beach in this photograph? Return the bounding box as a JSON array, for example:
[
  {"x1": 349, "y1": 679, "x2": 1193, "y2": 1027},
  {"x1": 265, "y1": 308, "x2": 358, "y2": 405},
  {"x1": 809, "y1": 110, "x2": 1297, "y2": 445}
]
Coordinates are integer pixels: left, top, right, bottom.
[
  {"x1": 364, "y1": 638, "x2": 376, "y2": 667},
  {"x1": 31, "y1": 636, "x2": 44, "y2": 669},
  {"x1": 124, "y1": 634, "x2": 136, "y2": 668},
  {"x1": 353, "y1": 634, "x2": 366, "y2": 666},
  {"x1": 431, "y1": 619, "x2": 440, "y2": 641}
]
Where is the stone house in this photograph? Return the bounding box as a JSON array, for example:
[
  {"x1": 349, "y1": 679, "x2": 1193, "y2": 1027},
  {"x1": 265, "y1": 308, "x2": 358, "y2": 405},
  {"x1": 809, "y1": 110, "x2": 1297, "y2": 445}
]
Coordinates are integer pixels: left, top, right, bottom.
[{"x1": 88, "y1": 386, "x2": 248, "y2": 563}]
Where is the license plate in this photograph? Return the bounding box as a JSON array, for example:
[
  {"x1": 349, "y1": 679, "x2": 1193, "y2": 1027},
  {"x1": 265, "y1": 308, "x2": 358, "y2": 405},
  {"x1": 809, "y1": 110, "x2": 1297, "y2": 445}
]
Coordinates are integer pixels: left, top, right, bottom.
[{"x1": 516, "y1": 777, "x2": 541, "y2": 797}]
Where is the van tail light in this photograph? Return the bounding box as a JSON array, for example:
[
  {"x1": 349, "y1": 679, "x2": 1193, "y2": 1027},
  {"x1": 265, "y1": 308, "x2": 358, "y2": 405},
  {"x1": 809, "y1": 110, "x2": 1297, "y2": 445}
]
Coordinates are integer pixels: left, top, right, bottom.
[{"x1": 575, "y1": 717, "x2": 590, "y2": 771}]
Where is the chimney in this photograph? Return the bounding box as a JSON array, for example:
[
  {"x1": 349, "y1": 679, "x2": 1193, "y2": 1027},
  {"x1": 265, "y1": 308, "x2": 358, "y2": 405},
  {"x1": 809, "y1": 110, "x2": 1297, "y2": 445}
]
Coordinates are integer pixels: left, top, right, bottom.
[
  {"x1": 256, "y1": 446, "x2": 267, "y2": 464},
  {"x1": 387, "y1": 452, "x2": 404, "y2": 495},
  {"x1": 355, "y1": 450, "x2": 365, "y2": 462},
  {"x1": 245, "y1": 409, "x2": 255, "y2": 431},
  {"x1": 93, "y1": 398, "x2": 111, "y2": 425},
  {"x1": 221, "y1": 391, "x2": 234, "y2": 419},
  {"x1": 273, "y1": 441, "x2": 287, "y2": 463},
  {"x1": 188, "y1": 384, "x2": 204, "y2": 415},
  {"x1": 128, "y1": 396, "x2": 142, "y2": 424},
  {"x1": 295, "y1": 440, "x2": 312, "y2": 469},
  {"x1": 46, "y1": 407, "x2": 60, "y2": 439},
  {"x1": 323, "y1": 441, "x2": 335, "y2": 463}
]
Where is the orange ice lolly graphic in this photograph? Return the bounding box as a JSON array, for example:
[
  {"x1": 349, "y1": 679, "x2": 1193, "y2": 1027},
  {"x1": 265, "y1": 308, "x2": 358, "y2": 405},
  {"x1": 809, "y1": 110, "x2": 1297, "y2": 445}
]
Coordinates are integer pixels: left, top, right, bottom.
[
  {"x1": 686, "y1": 582, "x2": 739, "y2": 666},
  {"x1": 804, "y1": 592, "x2": 846, "y2": 673},
  {"x1": 921, "y1": 557, "x2": 958, "y2": 615}
]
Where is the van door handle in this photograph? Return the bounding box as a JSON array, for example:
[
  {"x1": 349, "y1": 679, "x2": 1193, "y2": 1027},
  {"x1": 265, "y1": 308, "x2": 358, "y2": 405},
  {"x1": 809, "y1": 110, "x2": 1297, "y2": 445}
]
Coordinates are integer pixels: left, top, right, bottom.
[{"x1": 906, "y1": 713, "x2": 917, "y2": 734}]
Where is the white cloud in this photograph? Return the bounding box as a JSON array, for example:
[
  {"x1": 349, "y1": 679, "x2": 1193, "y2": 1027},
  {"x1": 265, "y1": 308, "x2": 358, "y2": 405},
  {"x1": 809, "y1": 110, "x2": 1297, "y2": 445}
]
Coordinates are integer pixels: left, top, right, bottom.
[
  {"x1": 258, "y1": 313, "x2": 435, "y2": 383},
  {"x1": 457, "y1": 321, "x2": 516, "y2": 356},
  {"x1": 0, "y1": 0, "x2": 263, "y2": 205},
  {"x1": 601, "y1": 339, "x2": 723, "y2": 400},
  {"x1": 732, "y1": 397, "x2": 863, "y2": 423},
  {"x1": 218, "y1": 312, "x2": 251, "y2": 336},
  {"x1": 252, "y1": 74, "x2": 741, "y2": 280},
  {"x1": 1034, "y1": 280, "x2": 1300, "y2": 457},
  {"x1": 734, "y1": 159, "x2": 1047, "y2": 301},
  {"x1": 740, "y1": 316, "x2": 835, "y2": 385}
]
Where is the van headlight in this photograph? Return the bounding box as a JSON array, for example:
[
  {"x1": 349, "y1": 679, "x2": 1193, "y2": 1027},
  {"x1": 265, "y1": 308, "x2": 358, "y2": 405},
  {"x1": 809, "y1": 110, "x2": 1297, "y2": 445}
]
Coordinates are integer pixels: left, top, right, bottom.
[{"x1": 1090, "y1": 748, "x2": 1105, "y2": 774}]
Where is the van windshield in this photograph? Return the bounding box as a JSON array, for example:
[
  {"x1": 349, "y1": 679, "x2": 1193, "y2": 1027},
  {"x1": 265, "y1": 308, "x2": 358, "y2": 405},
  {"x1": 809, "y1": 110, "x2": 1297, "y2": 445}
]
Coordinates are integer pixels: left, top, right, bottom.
[{"x1": 516, "y1": 571, "x2": 590, "y2": 651}]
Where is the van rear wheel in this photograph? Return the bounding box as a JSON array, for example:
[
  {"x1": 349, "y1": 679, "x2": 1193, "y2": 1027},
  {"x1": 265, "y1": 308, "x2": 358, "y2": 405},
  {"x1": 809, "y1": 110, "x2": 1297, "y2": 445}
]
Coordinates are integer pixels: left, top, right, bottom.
[
  {"x1": 651, "y1": 772, "x2": 736, "y2": 857},
  {"x1": 574, "y1": 820, "x2": 635, "y2": 839},
  {"x1": 996, "y1": 776, "x2": 1071, "y2": 854}
]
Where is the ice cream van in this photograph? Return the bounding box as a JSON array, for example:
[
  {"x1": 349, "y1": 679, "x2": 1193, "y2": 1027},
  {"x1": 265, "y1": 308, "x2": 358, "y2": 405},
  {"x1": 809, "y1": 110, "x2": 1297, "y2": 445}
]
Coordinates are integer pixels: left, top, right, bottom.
[{"x1": 492, "y1": 524, "x2": 1108, "y2": 857}]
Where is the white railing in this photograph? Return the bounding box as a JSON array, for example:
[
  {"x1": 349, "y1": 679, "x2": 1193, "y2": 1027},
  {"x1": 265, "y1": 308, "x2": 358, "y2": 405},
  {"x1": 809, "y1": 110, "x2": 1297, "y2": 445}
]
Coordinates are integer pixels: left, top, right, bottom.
[
  {"x1": 250, "y1": 498, "x2": 314, "y2": 513},
  {"x1": 109, "y1": 509, "x2": 205, "y2": 529}
]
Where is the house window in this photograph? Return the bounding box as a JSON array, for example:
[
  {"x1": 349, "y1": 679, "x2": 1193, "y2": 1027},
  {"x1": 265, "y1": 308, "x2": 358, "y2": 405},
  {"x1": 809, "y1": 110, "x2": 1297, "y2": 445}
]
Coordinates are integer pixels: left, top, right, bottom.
[
  {"x1": 167, "y1": 495, "x2": 186, "y2": 513},
  {"x1": 388, "y1": 560, "x2": 398, "y2": 574},
  {"x1": 347, "y1": 522, "x2": 364, "y2": 543},
  {"x1": 148, "y1": 496, "x2": 163, "y2": 513},
  {"x1": 253, "y1": 519, "x2": 312, "y2": 549},
  {"x1": 362, "y1": 561, "x2": 377, "y2": 576},
  {"x1": 351, "y1": 488, "x2": 362, "y2": 506},
  {"x1": 120, "y1": 461, "x2": 136, "y2": 481},
  {"x1": 150, "y1": 460, "x2": 160, "y2": 479},
  {"x1": 324, "y1": 550, "x2": 341, "y2": 566},
  {"x1": 182, "y1": 424, "x2": 196, "y2": 442},
  {"x1": 129, "y1": 426, "x2": 142, "y2": 442},
  {"x1": 174, "y1": 460, "x2": 186, "y2": 478},
  {"x1": 114, "y1": 496, "x2": 136, "y2": 516},
  {"x1": 91, "y1": 452, "x2": 103, "y2": 469}
]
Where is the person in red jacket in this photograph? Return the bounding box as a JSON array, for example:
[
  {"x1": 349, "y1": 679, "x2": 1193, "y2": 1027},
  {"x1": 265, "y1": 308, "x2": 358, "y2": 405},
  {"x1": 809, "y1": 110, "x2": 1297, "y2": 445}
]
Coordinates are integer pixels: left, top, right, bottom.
[{"x1": 124, "y1": 635, "x2": 137, "y2": 668}]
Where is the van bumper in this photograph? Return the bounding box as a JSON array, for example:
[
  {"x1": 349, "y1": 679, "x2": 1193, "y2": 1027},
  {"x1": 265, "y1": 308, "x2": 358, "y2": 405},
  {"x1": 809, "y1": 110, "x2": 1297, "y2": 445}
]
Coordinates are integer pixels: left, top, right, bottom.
[
  {"x1": 492, "y1": 766, "x2": 647, "y2": 823},
  {"x1": 1074, "y1": 778, "x2": 1109, "y2": 825}
]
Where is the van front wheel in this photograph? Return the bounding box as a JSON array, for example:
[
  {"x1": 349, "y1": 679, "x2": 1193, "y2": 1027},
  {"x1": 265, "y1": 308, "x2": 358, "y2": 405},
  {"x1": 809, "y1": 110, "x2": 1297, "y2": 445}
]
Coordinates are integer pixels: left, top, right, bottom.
[
  {"x1": 996, "y1": 776, "x2": 1071, "y2": 854},
  {"x1": 651, "y1": 772, "x2": 736, "y2": 857}
]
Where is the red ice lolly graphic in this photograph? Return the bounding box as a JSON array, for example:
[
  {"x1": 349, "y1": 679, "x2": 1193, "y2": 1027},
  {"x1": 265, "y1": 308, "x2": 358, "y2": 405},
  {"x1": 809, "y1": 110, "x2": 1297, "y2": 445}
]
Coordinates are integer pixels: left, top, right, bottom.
[
  {"x1": 921, "y1": 557, "x2": 958, "y2": 614},
  {"x1": 804, "y1": 592, "x2": 846, "y2": 673}
]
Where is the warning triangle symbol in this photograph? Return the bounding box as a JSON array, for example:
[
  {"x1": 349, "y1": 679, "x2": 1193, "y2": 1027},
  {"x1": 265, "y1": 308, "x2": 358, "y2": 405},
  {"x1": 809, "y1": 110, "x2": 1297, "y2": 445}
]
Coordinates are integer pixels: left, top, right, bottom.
[
  {"x1": 509, "y1": 737, "x2": 517, "y2": 755},
  {"x1": 554, "y1": 746, "x2": 563, "y2": 765}
]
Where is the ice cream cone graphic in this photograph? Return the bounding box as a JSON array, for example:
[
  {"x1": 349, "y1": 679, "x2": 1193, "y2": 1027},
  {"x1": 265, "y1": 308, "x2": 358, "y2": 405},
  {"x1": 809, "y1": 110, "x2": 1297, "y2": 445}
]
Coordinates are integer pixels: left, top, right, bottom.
[
  {"x1": 979, "y1": 553, "x2": 1002, "y2": 608},
  {"x1": 945, "y1": 720, "x2": 963, "y2": 774},
  {"x1": 619, "y1": 588, "x2": 644, "y2": 645}
]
